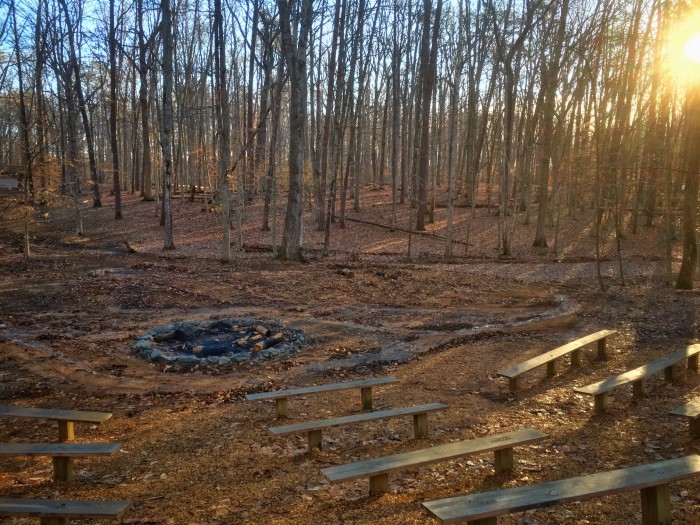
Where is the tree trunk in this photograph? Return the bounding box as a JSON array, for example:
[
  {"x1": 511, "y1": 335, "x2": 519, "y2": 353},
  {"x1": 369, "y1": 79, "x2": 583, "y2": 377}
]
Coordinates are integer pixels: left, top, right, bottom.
[
  {"x1": 161, "y1": 0, "x2": 175, "y2": 249},
  {"x1": 533, "y1": 0, "x2": 568, "y2": 247},
  {"x1": 416, "y1": 0, "x2": 442, "y2": 232},
  {"x1": 675, "y1": 85, "x2": 700, "y2": 290},
  {"x1": 277, "y1": 0, "x2": 313, "y2": 261},
  {"x1": 58, "y1": 0, "x2": 101, "y2": 208},
  {"x1": 109, "y1": 0, "x2": 122, "y2": 219},
  {"x1": 11, "y1": 0, "x2": 33, "y2": 203},
  {"x1": 214, "y1": 0, "x2": 232, "y2": 262}
]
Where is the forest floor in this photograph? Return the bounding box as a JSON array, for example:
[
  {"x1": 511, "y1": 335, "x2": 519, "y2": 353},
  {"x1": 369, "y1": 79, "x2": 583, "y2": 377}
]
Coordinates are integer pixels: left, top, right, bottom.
[{"x1": 0, "y1": 185, "x2": 699, "y2": 524}]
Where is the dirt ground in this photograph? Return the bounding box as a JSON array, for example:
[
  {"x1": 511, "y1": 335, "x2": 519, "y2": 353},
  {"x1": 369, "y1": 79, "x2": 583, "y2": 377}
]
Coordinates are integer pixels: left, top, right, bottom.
[{"x1": 1, "y1": 186, "x2": 700, "y2": 524}]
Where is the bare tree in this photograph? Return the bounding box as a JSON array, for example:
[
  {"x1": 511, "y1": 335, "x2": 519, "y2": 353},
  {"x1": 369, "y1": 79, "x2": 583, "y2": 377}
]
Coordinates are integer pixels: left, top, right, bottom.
[
  {"x1": 675, "y1": 84, "x2": 700, "y2": 290},
  {"x1": 10, "y1": 0, "x2": 33, "y2": 203},
  {"x1": 57, "y1": 0, "x2": 102, "y2": 208},
  {"x1": 160, "y1": 0, "x2": 174, "y2": 249},
  {"x1": 277, "y1": 0, "x2": 313, "y2": 261},
  {"x1": 109, "y1": 0, "x2": 122, "y2": 219},
  {"x1": 214, "y1": 0, "x2": 232, "y2": 262}
]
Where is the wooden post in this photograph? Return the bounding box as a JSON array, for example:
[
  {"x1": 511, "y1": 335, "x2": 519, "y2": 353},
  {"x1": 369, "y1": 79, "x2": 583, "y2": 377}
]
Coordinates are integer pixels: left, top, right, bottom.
[
  {"x1": 597, "y1": 338, "x2": 608, "y2": 360},
  {"x1": 594, "y1": 392, "x2": 609, "y2": 413},
  {"x1": 663, "y1": 365, "x2": 674, "y2": 382},
  {"x1": 276, "y1": 398, "x2": 288, "y2": 419},
  {"x1": 640, "y1": 484, "x2": 671, "y2": 525},
  {"x1": 57, "y1": 421, "x2": 74, "y2": 442},
  {"x1": 308, "y1": 429, "x2": 323, "y2": 451},
  {"x1": 546, "y1": 360, "x2": 556, "y2": 377},
  {"x1": 53, "y1": 457, "x2": 74, "y2": 482},
  {"x1": 493, "y1": 447, "x2": 514, "y2": 474},
  {"x1": 571, "y1": 349, "x2": 582, "y2": 366},
  {"x1": 466, "y1": 518, "x2": 497, "y2": 525},
  {"x1": 413, "y1": 413, "x2": 428, "y2": 438},
  {"x1": 633, "y1": 378, "x2": 647, "y2": 399},
  {"x1": 369, "y1": 473, "x2": 389, "y2": 495},
  {"x1": 508, "y1": 377, "x2": 520, "y2": 391},
  {"x1": 40, "y1": 519, "x2": 68, "y2": 525},
  {"x1": 361, "y1": 387, "x2": 373, "y2": 410},
  {"x1": 689, "y1": 417, "x2": 700, "y2": 438},
  {"x1": 689, "y1": 353, "x2": 699, "y2": 371}
]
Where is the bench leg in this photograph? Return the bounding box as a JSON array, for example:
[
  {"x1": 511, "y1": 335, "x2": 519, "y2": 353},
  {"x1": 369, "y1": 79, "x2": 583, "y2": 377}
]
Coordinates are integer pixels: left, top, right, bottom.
[
  {"x1": 597, "y1": 338, "x2": 608, "y2": 360},
  {"x1": 308, "y1": 430, "x2": 323, "y2": 451},
  {"x1": 546, "y1": 360, "x2": 556, "y2": 377},
  {"x1": 640, "y1": 483, "x2": 671, "y2": 525},
  {"x1": 494, "y1": 447, "x2": 514, "y2": 474},
  {"x1": 275, "y1": 398, "x2": 288, "y2": 419},
  {"x1": 508, "y1": 377, "x2": 520, "y2": 391},
  {"x1": 689, "y1": 354, "x2": 699, "y2": 372},
  {"x1": 466, "y1": 519, "x2": 497, "y2": 525},
  {"x1": 594, "y1": 392, "x2": 609, "y2": 413},
  {"x1": 40, "y1": 519, "x2": 68, "y2": 525},
  {"x1": 369, "y1": 473, "x2": 389, "y2": 495},
  {"x1": 53, "y1": 457, "x2": 74, "y2": 482},
  {"x1": 633, "y1": 378, "x2": 647, "y2": 399},
  {"x1": 414, "y1": 413, "x2": 428, "y2": 439},
  {"x1": 571, "y1": 349, "x2": 582, "y2": 366},
  {"x1": 361, "y1": 387, "x2": 373, "y2": 410},
  {"x1": 689, "y1": 417, "x2": 700, "y2": 438},
  {"x1": 57, "y1": 421, "x2": 74, "y2": 442},
  {"x1": 663, "y1": 365, "x2": 674, "y2": 382}
]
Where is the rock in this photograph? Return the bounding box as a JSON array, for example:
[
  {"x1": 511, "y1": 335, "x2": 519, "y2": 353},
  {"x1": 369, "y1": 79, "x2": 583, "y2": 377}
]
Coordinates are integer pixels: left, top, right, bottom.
[
  {"x1": 176, "y1": 355, "x2": 199, "y2": 365},
  {"x1": 218, "y1": 356, "x2": 231, "y2": 367},
  {"x1": 133, "y1": 339, "x2": 153, "y2": 353},
  {"x1": 207, "y1": 356, "x2": 219, "y2": 365},
  {"x1": 149, "y1": 350, "x2": 164, "y2": 361},
  {"x1": 232, "y1": 352, "x2": 251, "y2": 364}
]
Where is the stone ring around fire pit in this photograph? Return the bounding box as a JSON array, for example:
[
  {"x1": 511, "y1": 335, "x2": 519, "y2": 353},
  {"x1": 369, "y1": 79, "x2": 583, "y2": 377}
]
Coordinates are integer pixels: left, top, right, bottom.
[{"x1": 132, "y1": 317, "x2": 305, "y2": 371}]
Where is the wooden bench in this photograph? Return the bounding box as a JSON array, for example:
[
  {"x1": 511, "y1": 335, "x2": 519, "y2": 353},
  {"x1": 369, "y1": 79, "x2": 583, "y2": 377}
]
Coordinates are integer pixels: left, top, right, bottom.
[
  {"x1": 246, "y1": 377, "x2": 398, "y2": 419},
  {"x1": 269, "y1": 402, "x2": 447, "y2": 451},
  {"x1": 670, "y1": 397, "x2": 700, "y2": 437},
  {"x1": 574, "y1": 344, "x2": 700, "y2": 413},
  {"x1": 0, "y1": 498, "x2": 130, "y2": 525},
  {"x1": 0, "y1": 443, "x2": 121, "y2": 481},
  {"x1": 321, "y1": 428, "x2": 547, "y2": 495},
  {"x1": 422, "y1": 454, "x2": 700, "y2": 524},
  {"x1": 0, "y1": 406, "x2": 112, "y2": 442},
  {"x1": 497, "y1": 329, "x2": 616, "y2": 391}
]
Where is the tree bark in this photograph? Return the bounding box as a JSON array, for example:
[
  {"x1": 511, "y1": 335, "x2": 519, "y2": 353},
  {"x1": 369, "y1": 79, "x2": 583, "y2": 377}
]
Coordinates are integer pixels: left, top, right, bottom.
[
  {"x1": 675, "y1": 85, "x2": 700, "y2": 290},
  {"x1": 214, "y1": 0, "x2": 232, "y2": 262},
  {"x1": 161, "y1": 0, "x2": 175, "y2": 249},
  {"x1": 109, "y1": 0, "x2": 122, "y2": 219},
  {"x1": 277, "y1": 0, "x2": 313, "y2": 261}
]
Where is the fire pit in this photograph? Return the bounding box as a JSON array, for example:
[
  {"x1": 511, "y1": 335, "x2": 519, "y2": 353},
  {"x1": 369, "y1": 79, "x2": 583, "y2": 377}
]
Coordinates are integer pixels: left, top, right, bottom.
[{"x1": 133, "y1": 317, "x2": 305, "y2": 370}]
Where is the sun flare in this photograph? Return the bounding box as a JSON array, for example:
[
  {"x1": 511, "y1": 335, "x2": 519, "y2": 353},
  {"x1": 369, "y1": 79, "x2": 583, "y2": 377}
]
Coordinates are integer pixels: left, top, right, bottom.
[
  {"x1": 684, "y1": 34, "x2": 700, "y2": 64},
  {"x1": 667, "y1": 11, "x2": 700, "y2": 85}
]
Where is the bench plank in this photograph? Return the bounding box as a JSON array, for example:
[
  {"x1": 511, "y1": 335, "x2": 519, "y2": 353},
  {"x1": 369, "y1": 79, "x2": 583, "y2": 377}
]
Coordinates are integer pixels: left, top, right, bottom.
[
  {"x1": 0, "y1": 443, "x2": 121, "y2": 457},
  {"x1": 669, "y1": 397, "x2": 700, "y2": 418},
  {"x1": 423, "y1": 455, "x2": 700, "y2": 524},
  {"x1": 0, "y1": 498, "x2": 130, "y2": 519},
  {"x1": 498, "y1": 330, "x2": 616, "y2": 391},
  {"x1": 246, "y1": 377, "x2": 398, "y2": 401},
  {"x1": 0, "y1": 406, "x2": 112, "y2": 424},
  {"x1": 0, "y1": 443, "x2": 122, "y2": 482},
  {"x1": 322, "y1": 429, "x2": 547, "y2": 486},
  {"x1": 269, "y1": 403, "x2": 447, "y2": 435},
  {"x1": 574, "y1": 344, "x2": 700, "y2": 397},
  {"x1": 670, "y1": 398, "x2": 700, "y2": 437},
  {"x1": 272, "y1": 403, "x2": 447, "y2": 451}
]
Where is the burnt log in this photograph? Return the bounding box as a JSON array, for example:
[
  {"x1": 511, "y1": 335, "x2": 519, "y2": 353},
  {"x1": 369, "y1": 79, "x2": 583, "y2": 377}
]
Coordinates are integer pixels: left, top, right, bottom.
[{"x1": 253, "y1": 333, "x2": 284, "y2": 352}]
